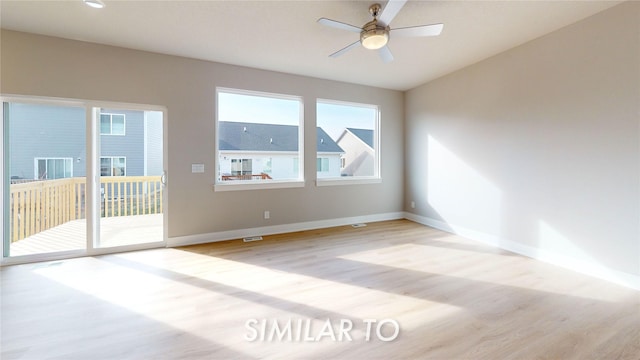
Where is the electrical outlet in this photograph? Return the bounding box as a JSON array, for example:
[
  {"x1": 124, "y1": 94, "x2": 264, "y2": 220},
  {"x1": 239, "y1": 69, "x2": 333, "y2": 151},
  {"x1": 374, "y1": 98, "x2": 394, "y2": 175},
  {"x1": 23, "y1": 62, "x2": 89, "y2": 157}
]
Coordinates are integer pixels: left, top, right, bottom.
[
  {"x1": 411, "y1": 201, "x2": 415, "y2": 209},
  {"x1": 264, "y1": 211, "x2": 270, "y2": 219}
]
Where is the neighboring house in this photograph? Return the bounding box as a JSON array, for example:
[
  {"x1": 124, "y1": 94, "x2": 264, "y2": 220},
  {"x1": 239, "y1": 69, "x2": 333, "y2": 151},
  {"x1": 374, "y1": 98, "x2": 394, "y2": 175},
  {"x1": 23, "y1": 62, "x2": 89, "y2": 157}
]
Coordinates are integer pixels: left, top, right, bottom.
[
  {"x1": 336, "y1": 128, "x2": 375, "y2": 177},
  {"x1": 218, "y1": 121, "x2": 343, "y2": 180},
  {"x1": 7, "y1": 103, "x2": 162, "y2": 181}
]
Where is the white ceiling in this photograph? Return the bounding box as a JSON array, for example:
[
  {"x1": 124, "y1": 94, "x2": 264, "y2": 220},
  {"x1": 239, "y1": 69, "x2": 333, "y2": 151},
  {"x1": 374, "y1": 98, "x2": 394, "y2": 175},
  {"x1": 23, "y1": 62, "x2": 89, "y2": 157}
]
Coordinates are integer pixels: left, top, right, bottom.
[{"x1": 0, "y1": 0, "x2": 622, "y2": 91}]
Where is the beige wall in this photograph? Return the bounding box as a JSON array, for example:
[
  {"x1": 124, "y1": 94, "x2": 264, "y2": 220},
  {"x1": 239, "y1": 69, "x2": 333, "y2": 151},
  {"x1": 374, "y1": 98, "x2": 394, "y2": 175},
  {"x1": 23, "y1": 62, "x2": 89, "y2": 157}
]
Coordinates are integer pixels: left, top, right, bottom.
[
  {"x1": 405, "y1": 2, "x2": 639, "y2": 281},
  {"x1": 1, "y1": 30, "x2": 404, "y2": 238}
]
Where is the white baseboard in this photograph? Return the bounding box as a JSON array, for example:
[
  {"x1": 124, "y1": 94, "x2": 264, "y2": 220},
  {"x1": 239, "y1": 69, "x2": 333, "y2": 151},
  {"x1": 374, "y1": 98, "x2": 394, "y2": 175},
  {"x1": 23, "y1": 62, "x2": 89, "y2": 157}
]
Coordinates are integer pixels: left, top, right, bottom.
[
  {"x1": 168, "y1": 212, "x2": 405, "y2": 248},
  {"x1": 404, "y1": 212, "x2": 640, "y2": 291}
]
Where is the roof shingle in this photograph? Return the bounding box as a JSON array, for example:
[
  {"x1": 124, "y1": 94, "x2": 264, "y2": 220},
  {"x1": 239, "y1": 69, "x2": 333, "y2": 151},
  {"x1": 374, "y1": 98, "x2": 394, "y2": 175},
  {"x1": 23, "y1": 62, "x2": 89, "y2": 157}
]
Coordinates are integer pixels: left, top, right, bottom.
[{"x1": 219, "y1": 121, "x2": 343, "y2": 153}]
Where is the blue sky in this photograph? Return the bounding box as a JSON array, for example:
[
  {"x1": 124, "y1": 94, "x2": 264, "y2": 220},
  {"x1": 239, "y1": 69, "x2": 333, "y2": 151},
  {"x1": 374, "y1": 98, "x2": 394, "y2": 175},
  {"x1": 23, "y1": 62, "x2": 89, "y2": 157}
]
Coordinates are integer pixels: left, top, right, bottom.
[{"x1": 218, "y1": 92, "x2": 376, "y2": 141}]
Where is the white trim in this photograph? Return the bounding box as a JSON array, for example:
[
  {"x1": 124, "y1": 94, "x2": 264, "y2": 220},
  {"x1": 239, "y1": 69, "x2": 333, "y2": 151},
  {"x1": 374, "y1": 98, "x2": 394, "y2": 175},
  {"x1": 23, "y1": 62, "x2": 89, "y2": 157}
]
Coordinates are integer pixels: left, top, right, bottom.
[
  {"x1": 316, "y1": 177, "x2": 382, "y2": 186},
  {"x1": 0, "y1": 94, "x2": 86, "y2": 107},
  {"x1": 214, "y1": 180, "x2": 305, "y2": 192},
  {"x1": 87, "y1": 107, "x2": 99, "y2": 252},
  {"x1": 0, "y1": 249, "x2": 87, "y2": 266},
  {"x1": 1, "y1": 101, "x2": 5, "y2": 259},
  {"x1": 143, "y1": 112, "x2": 148, "y2": 176},
  {"x1": 316, "y1": 98, "x2": 379, "y2": 111},
  {"x1": 1, "y1": 94, "x2": 166, "y2": 113},
  {"x1": 404, "y1": 212, "x2": 640, "y2": 291},
  {"x1": 0, "y1": 241, "x2": 166, "y2": 266},
  {"x1": 168, "y1": 211, "x2": 404, "y2": 247}
]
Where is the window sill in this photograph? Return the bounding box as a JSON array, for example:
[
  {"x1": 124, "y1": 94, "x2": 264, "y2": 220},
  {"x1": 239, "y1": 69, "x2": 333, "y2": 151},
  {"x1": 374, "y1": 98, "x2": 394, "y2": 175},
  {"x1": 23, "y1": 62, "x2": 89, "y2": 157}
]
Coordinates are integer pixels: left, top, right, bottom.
[
  {"x1": 214, "y1": 180, "x2": 305, "y2": 192},
  {"x1": 316, "y1": 177, "x2": 382, "y2": 187}
]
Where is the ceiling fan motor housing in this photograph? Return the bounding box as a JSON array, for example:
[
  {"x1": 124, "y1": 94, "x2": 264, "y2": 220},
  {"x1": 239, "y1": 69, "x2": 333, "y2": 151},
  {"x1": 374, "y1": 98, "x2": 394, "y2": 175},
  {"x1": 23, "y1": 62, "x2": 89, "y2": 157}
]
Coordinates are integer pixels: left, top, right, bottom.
[{"x1": 361, "y1": 19, "x2": 390, "y2": 50}]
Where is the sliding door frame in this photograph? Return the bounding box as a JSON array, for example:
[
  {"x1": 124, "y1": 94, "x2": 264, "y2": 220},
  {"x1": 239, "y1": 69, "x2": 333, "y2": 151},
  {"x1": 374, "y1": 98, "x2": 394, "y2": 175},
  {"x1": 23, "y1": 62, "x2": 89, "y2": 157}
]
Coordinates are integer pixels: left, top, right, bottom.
[{"x1": 0, "y1": 95, "x2": 168, "y2": 265}]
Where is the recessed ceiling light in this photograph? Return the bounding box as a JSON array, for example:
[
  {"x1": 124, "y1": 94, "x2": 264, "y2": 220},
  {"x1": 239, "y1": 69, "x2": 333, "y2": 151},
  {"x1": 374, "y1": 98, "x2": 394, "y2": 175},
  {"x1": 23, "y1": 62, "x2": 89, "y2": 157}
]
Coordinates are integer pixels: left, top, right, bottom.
[{"x1": 83, "y1": 0, "x2": 105, "y2": 9}]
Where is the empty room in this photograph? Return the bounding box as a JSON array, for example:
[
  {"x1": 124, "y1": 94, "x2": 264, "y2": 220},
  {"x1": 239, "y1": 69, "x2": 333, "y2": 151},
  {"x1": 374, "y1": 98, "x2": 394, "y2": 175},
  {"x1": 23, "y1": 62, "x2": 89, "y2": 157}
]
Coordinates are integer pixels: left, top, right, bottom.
[{"x1": 1, "y1": 0, "x2": 638, "y2": 359}]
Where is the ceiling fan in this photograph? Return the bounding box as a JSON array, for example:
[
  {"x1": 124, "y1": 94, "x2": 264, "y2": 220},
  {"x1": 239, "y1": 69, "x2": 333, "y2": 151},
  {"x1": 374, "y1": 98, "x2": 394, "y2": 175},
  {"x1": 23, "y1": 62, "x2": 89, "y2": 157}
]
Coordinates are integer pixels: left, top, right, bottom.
[{"x1": 317, "y1": 0, "x2": 443, "y2": 63}]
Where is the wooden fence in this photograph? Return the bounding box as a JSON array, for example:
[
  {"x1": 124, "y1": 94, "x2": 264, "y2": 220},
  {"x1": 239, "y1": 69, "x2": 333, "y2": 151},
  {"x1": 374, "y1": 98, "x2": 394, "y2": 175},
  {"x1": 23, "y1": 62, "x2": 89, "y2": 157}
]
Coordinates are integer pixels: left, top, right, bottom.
[{"x1": 9, "y1": 176, "x2": 162, "y2": 243}]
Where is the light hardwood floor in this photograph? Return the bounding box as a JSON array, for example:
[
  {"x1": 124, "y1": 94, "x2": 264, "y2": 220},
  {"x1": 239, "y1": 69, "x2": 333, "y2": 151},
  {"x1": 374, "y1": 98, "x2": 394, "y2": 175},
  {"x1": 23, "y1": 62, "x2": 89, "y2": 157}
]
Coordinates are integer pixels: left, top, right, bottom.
[{"x1": 1, "y1": 220, "x2": 638, "y2": 359}]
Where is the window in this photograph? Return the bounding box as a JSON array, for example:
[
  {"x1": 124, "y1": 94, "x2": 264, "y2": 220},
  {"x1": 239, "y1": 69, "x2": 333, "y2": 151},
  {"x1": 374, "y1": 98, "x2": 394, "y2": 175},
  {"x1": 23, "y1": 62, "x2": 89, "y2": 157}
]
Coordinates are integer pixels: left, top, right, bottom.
[
  {"x1": 100, "y1": 113, "x2": 126, "y2": 135},
  {"x1": 264, "y1": 158, "x2": 272, "y2": 174},
  {"x1": 216, "y1": 88, "x2": 304, "y2": 191},
  {"x1": 231, "y1": 159, "x2": 252, "y2": 176},
  {"x1": 317, "y1": 158, "x2": 329, "y2": 172},
  {"x1": 35, "y1": 158, "x2": 73, "y2": 180},
  {"x1": 100, "y1": 156, "x2": 126, "y2": 176},
  {"x1": 316, "y1": 100, "x2": 380, "y2": 184}
]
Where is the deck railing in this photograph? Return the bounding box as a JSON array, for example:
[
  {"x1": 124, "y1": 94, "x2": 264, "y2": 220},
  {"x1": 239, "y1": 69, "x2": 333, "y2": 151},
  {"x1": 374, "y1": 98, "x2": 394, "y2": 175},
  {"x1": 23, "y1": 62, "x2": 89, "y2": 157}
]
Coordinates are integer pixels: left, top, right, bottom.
[
  {"x1": 220, "y1": 173, "x2": 272, "y2": 181},
  {"x1": 9, "y1": 176, "x2": 162, "y2": 243},
  {"x1": 101, "y1": 176, "x2": 163, "y2": 218}
]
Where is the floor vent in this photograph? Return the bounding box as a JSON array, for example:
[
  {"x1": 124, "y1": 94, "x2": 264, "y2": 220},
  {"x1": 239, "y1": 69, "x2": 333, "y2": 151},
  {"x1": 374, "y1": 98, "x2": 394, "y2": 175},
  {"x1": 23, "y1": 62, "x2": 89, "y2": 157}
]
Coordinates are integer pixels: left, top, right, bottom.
[
  {"x1": 351, "y1": 223, "x2": 367, "y2": 228},
  {"x1": 243, "y1": 236, "x2": 264, "y2": 242}
]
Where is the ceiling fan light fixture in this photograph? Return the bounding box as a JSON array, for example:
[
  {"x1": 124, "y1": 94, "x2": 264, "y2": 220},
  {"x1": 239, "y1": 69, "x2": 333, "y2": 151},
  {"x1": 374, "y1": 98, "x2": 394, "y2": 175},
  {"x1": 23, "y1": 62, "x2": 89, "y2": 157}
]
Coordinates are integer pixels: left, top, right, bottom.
[
  {"x1": 83, "y1": 0, "x2": 105, "y2": 9},
  {"x1": 361, "y1": 28, "x2": 389, "y2": 50}
]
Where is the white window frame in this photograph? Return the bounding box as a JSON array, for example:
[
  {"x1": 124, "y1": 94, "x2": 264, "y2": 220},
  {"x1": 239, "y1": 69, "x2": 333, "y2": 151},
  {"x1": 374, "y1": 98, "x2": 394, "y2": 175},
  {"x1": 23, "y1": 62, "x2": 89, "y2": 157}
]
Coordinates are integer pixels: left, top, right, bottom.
[
  {"x1": 214, "y1": 88, "x2": 305, "y2": 192},
  {"x1": 33, "y1": 157, "x2": 74, "y2": 180},
  {"x1": 100, "y1": 156, "x2": 127, "y2": 176},
  {"x1": 315, "y1": 99, "x2": 381, "y2": 186},
  {"x1": 100, "y1": 113, "x2": 126, "y2": 136}
]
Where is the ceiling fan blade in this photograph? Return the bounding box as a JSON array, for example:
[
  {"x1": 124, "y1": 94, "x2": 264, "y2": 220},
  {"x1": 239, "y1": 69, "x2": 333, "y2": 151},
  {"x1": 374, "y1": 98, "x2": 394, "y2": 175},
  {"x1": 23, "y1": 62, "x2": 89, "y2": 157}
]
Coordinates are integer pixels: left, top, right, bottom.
[
  {"x1": 390, "y1": 23, "x2": 444, "y2": 37},
  {"x1": 378, "y1": 45, "x2": 394, "y2": 63},
  {"x1": 317, "y1": 18, "x2": 362, "y2": 33},
  {"x1": 378, "y1": 0, "x2": 408, "y2": 27},
  {"x1": 329, "y1": 40, "x2": 361, "y2": 58}
]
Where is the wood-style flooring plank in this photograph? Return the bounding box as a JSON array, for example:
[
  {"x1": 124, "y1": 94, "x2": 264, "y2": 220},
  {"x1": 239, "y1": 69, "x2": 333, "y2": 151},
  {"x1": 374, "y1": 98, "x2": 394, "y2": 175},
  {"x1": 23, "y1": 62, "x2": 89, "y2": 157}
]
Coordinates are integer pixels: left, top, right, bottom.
[{"x1": 1, "y1": 220, "x2": 638, "y2": 359}]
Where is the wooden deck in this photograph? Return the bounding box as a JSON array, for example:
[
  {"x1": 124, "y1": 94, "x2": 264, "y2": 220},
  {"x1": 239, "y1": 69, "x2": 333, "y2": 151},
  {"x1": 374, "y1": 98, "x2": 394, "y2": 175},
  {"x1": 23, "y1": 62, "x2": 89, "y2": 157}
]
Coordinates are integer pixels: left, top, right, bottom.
[{"x1": 9, "y1": 214, "x2": 163, "y2": 256}]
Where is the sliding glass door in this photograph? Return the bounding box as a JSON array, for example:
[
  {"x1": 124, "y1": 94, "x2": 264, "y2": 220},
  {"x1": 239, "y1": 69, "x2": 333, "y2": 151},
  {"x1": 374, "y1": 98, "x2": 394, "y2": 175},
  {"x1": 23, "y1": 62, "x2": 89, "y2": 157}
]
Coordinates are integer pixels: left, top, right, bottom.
[
  {"x1": 3, "y1": 102, "x2": 87, "y2": 257},
  {"x1": 97, "y1": 108, "x2": 164, "y2": 248},
  {"x1": 2, "y1": 99, "x2": 166, "y2": 260}
]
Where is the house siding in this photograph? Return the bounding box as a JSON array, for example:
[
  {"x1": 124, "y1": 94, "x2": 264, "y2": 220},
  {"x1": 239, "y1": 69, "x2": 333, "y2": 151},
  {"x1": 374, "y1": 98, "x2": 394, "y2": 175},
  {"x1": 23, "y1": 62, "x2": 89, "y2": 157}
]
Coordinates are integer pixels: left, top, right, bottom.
[
  {"x1": 7, "y1": 103, "x2": 86, "y2": 180},
  {"x1": 100, "y1": 108, "x2": 145, "y2": 177},
  {"x1": 337, "y1": 130, "x2": 375, "y2": 177},
  {"x1": 6, "y1": 103, "x2": 148, "y2": 180},
  {"x1": 144, "y1": 111, "x2": 164, "y2": 176}
]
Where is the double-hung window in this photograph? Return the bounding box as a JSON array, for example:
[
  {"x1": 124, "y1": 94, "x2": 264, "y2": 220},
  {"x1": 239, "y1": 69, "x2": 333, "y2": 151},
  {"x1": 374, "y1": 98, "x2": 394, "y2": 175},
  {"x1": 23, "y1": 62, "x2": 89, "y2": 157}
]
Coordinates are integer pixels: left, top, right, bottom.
[
  {"x1": 100, "y1": 113, "x2": 125, "y2": 135},
  {"x1": 100, "y1": 156, "x2": 126, "y2": 176}
]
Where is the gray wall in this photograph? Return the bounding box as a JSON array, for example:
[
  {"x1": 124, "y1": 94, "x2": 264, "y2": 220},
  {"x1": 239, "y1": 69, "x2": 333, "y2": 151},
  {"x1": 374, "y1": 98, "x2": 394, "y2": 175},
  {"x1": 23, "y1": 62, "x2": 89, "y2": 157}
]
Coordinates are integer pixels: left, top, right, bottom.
[
  {"x1": 405, "y1": 2, "x2": 639, "y2": 279},
  {"x1": 1, "y1": 30, "x2": 404, "y2": 238}
]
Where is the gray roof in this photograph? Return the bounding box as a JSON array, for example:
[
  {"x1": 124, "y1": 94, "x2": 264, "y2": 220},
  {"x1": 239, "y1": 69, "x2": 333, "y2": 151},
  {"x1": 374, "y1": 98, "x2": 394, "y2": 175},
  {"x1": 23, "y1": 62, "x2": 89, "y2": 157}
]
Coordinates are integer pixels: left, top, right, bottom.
[
  {"x1": 219, "y1": 121, "x2": 343, "y2": 153},
  {"x1": 346, "y1": 128, "x2": 374, "y2": 149}
]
